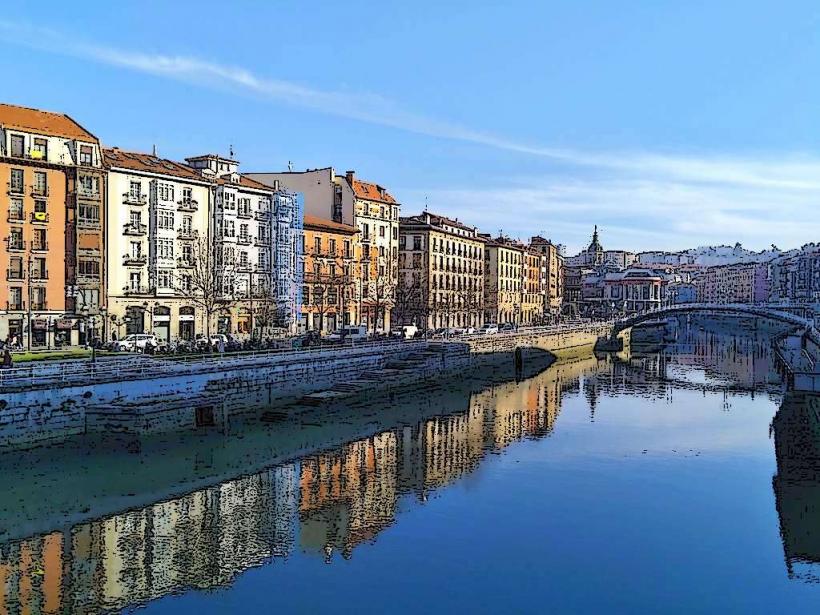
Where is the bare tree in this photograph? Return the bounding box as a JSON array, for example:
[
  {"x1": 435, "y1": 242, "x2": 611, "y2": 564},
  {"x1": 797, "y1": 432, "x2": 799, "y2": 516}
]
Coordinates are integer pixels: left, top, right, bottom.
[
  {"x1": 361, "y1": 251, "x2": 396, "y2": 334},
  {"x1": 394, "y1": 271, "x2": 427, "y2": 328},
  {"x1": 175, "y1": 235, "x2": 234, "y2": 339}
]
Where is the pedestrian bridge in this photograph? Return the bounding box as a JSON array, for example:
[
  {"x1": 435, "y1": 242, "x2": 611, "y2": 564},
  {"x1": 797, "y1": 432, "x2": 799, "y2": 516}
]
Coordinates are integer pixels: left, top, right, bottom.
[
  {"x1": 612, "y1": 303, "x2": 815, "y2": 337},
  {"x1": 611, "y1": 303, "x2": 820, "y2": 392}
]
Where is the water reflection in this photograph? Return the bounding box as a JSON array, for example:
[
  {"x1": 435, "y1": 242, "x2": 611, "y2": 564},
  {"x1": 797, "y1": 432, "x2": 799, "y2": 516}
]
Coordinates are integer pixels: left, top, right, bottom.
[{"x1": 0, "y1": 323, "x2": 818, "y2": 612}]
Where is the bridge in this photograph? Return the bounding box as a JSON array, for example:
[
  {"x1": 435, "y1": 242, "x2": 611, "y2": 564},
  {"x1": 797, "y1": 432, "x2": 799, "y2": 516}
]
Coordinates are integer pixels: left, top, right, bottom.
[{"x1": 609, "y1": 303, "x2": 820, "y2": 393}]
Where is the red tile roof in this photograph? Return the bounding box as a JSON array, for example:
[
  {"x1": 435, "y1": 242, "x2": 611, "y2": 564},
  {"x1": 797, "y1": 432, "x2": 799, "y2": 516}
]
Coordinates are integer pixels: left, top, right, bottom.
[
  {"x1": 339, "y1": 175, "x2": 397, "y2": 204},
  {"x1": 103, "y1": 148, "x2": 208, "y2": 182},
  {"x1": 304, "y1": 214, "x2": 359, "y2": 235},
  {"x1": 0, "y1": 103, "x2": 98, "y2": 142}
]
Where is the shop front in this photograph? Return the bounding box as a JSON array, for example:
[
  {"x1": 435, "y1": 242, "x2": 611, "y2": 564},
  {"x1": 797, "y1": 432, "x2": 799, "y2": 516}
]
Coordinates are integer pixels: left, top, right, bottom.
[
  {"x1": 178, "y1": 306, "x2": 195, "y2": 340},
  {"x1": 152, "y1": 306, "x2": 171, "y2": 343}
]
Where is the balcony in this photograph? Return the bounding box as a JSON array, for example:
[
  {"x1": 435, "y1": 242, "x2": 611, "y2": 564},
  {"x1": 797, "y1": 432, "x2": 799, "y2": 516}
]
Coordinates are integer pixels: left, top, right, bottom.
[
  {"x1": 30, "y1": 211, "x2": 49, "y2": 224},
  {"x1": 7, "y1": 240, "x2": 25, "y2": 253},
  {"x1": 255, "y1": 210, "x2": 272, "y2": 221},
  {"x1": 123, "y1": 222, "x2": 147, "y2": 236},
  {"x1": 237, "y1": 207, "x2": 252, "y2": 219},
  {"x1": 254, "y1": 237, "x2": 271, "y2": 247},
  {"x1": 31, "y1": 301, "x2": 48, "y2": 311},
  {"x1": 31, "y1": 186, "x2": 49, "y2": 198},
  {"x1": 176, "y1": 228, "x2": 197, "y2": 240},
  {"x1": 176, "y1": 257, "x2": 194, "y2": 269},
  {"x1": 7, "y1": 209, "x2": 24, "y2": 223},
  {"x1": 122, "y1": 285, "x2": 152, "y2": 295},
  {"x1": 6, "y1": 302, "x2": 24, "y2": 311},
  {"x1": 177, "y1": 199, "x2": 198, "y2": 212},
  {"x1": 237, "y1": 263, "x2": 253, "y2": 273},
  {"x1": 77, "y1": 217, "x2": 102, "y2": 230},
  {"x1": 237, "y1": 235, "x2": 253, "y2": 246},
  {"x1": 7, "y1": 182, "x2": 24, "y2": 195},
  {"x1": 31, "y1": 241, "x2": 48, "y2": 253},
  {"x1": 77, "y1": 273, "x2": 101, "y2": 286},
  {"x1": 123, "y1": 192, "x2": 147, "y2": 206},
  {"x1": 31, "y1": 269, "x2": 48, "y2": 281},
  {"x1": 6, "y1": 269, "x2": 24, "y2": 281},
  {"x1": 123, "y1": 253, "x2": 147, "y2": 266}
]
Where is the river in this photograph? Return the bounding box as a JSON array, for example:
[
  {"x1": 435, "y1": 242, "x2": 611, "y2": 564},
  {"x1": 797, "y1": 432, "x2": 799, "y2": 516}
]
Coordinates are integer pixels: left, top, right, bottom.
[{"x1": 1, "y1": 319, "x2": 819, "y2": 613}]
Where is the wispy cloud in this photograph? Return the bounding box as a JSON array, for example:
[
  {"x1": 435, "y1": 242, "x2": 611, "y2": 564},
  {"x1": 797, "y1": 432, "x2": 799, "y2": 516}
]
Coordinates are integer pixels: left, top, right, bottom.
[{"x1": 1, "y1": 19, "x2": 818, "y2": 253}]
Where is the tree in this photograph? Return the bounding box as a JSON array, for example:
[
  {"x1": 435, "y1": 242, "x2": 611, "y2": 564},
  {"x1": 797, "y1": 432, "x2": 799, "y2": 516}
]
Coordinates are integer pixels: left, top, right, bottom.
[
  {"x1": 361, "y1": 251, "x2": 396, "y2": 334},
  {"x1": 175, "y1": 235, "x2": 234, "y2": 338},
  {"x1": 394, "y1": 271, "x2": 427, "y2": 328}
]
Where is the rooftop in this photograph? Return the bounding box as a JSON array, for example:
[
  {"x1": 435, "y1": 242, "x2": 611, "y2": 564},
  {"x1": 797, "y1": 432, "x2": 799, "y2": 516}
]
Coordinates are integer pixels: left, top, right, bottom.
[
  {"x1": 103, "y1": 148, "x2": 208, "y2": 182},
  {"x1": 0, "y1": 103, "x2": 98, "y2": 142},
  {"x1": 304, "y1": 214, "x2": 358, "y2": 235}
]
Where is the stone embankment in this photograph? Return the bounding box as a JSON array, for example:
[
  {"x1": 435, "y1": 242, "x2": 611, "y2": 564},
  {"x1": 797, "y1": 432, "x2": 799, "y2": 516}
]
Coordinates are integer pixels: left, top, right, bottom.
[{"x1": 0, "y1": 324, "x2": 618, "y2": 450}]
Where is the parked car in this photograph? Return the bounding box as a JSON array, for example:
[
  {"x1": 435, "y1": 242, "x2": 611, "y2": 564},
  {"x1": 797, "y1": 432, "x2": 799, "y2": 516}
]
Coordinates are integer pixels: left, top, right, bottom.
[
  {"x1": 500, "y1": 323, "x2": 517, "y2": 333},
  {"x1": 391, "y1": 324, "x2": 418, "y2": 339},
  {"x1": 480, "y1": 323, "x2": 499, "y2": 335},
  {"x1": 114, "y1": 334, "x2": 159, "y2": 352},
  {"x1": 326, "y1": 325, "x2": 369, "y2": 342}
]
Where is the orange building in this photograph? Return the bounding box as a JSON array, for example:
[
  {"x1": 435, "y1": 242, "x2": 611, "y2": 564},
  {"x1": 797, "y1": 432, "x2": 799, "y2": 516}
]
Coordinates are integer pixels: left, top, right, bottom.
[
  {"x1": 300, "y1": 214, "x2": 360, "y2": 333},
  {"x1": 0, "y1": 104, "x2": 102, "y2": 347}
]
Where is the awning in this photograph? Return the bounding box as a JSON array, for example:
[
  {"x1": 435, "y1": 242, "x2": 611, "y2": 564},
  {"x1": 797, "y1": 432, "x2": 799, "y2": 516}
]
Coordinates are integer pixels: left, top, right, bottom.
[
  {"x1": 32, "y1": 319, "x2": 48, "y2": 330},
  {"x1": 55, "y1": 319, "x2": 74, "y2": 330}
]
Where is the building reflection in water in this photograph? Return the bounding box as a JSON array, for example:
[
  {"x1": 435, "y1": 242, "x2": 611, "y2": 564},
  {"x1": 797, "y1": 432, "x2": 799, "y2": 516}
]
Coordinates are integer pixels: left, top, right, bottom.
[{"x1": 0, "y1": 321, "x2": 812, "y2": 612}]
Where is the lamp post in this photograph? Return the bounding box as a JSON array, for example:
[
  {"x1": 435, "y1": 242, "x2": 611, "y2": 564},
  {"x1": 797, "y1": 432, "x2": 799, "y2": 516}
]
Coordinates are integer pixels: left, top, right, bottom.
[{"x1": 80, "y1": 306, "x2": 96, "y2": 362}]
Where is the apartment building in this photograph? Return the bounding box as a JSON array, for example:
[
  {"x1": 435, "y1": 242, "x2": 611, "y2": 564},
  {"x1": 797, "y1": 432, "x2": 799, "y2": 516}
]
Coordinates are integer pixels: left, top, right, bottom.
[
  {"x1": 484, "y1": 237, "x2": 524, "y2": 325},
  {"x1": 186, "y1": 154, "x2": 302, "y2": 336},
  {"x1": 397, "y1": 212, "x2": 485, "y2": 331},
  {"x1": 0, "y1": 103, "x2": 102, "y2": 348},
  {"x1": 300, "y1": 214, "x2": 360, "y2": 333},
  {"x1": 249, "y1": 168, "x2": 400, "y2": 332},
  {"x1": 693, "y1": 262, "x2": 769, "y2": 304},
  {"x1": 104, "y1": 148, "x2": 212, "y2": 341},
  {"x1": 769, "y1": 244, "x2": 820, "y2": 304},
  {"x1": 529, "y1": 236, "x2": 564, "y2": 322}
]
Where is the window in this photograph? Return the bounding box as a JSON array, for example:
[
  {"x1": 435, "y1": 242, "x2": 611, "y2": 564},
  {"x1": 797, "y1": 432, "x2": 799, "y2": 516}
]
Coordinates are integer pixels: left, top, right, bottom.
[
  {"x1": 380, "y1": 206, "x2": 385, "y2": 218},
  {"x1": 9, "y1": 198, "x2": 22, "y2": 221},
  {"x1": 129, "y1": 180, "x2": 141, "y2": 198},
  {"x1": 344, "y1": 240, "x2": 351, "y2": 258},
  {"x1": 180, "y1": 274, "x2": 192, "y2": 292},
  {"x1": 78, "y1": 259, "x2": 100, "y2": 277},
  {"x1": 32, "y1": 288, "x2": 46, "y2": 311},
  {"x1": 157, "y1": 269, "x2": 173, "y2": 289},
  {"x1": 34, "y1": 171, "x2": 48, "y2": 196},
  {"x1": 79, "y1": 203, "x2": 99, "y2": 223},
  {"x1": 239, "y1": 251, "x2": 249, "y2": 268},
  {"x1": 130, "y1": 211, "x2": 142, "y2": 226},
  {"x1": 129, "y1": 272, "x2": 141, "y2": 291},
  {"x1": 393, "y1": 227, "x2": 398, "y2": 240},
  {"x1": 157, "y1": 238, "x2": 174, "y2": 259},
  {"x1": 8, "y1": 257, "x2": 22, "y2": 279},
  {"x1": 227, "y1": 220, "x2": 235, "y2": 237},
  {"x1": 157, "y1": 183, "x2": 175, "y2": 202},
  {"x1": 158, "y1": 210, "x2": 175, "y2": 229},
  {"x1": 9, "y1": 228, "x2": 23, "y2": 250},
  {"x1": 362, "y1": 224, "x2": 370, "y2": 240},
  {"x1": 130, "y1": 241, "x2": 142, "y2": 257},
  {"x1": 79, "y1": 145, "x2": 93, "y2": 165},
  {"x1": 314, "y1": 236, "x2": 321, "y2": 254},
  {"x1": 32, "y1": 138, "x2": 47, "y2": 160},
  {"x1": 329, "y1": 239, "x2": 336, "y2": 254},
  {"x1": 181, "y1": 244, "x2": 192, "y2": 264},
  {"x1": 182, "y1": 186, "x2": 193, "y2": 202},
  {"x1": 380, "y1": 226, "x2": 385, "y2": 238},
  {"x1": 10, "y1": 135, "x2": 24, "y2": 157},
  {"x1": 223, "y1": 191, "x2": 236, "y2": 210},
  {"x1": 413, "y1": 235, "x2": 422, "y2": 250},
  {"x1": 10, "y1": 169, "x2": 23, "y2": 193},
  {"x1": 32, "y1": 229, "x2": 46, "y2": 251},
  {"x1": 258, "y1": 251, "x2": 269, "y2": 269},
  {"x1": 8, "y1": 288, "x2": 22, "y2": 310},
  {"x1": 79, "y1": 175, "x2": 99, "y2": 196}
]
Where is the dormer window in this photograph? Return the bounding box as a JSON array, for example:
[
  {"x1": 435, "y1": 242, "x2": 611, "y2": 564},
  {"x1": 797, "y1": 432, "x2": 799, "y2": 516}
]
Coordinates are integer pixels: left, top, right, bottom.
[
  {"x1": 32, "y1": 138, "x2": 47, "y2": 160},
  {"x1": 79, "y1": 145, "x2": 93, "y2": 165},
  {"x1": 10, "y1": 135, "x2": 24, "y2": 158}
]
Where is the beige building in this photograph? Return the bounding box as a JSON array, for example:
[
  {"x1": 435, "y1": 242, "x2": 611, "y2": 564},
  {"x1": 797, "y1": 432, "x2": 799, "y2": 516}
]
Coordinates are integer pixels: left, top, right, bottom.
[
  {"x1": 247, "y1": 168, "x2": 400, "y2": 332},
  {"x1": 397, "y1": 212, "x2": 485, "y2": 331},
  {"x1": 522, "y1": 249, "x2": 546, "y2": 325},
  {"x1": 104, "y1": 148, "x2": 212, "y2": 342},
  {"x1": 483, "y1": 237, "x2": 524, "y2": 325},
  {"x1": 529, "y1": 236, "x2": 564, "y2": 321},
  {"x1": 693, "y1": 262, "x2": 769, "y2": 304}
]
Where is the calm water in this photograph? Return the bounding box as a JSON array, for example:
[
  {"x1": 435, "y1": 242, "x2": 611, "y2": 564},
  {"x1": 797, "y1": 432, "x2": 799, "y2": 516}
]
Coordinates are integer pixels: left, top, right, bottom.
[{"x1": 2, "y1": 320, "x2": 820, "y2": 613}]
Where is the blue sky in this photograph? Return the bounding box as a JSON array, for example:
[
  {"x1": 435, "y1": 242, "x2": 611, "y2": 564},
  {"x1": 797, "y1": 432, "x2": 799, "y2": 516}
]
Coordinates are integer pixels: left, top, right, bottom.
[{"x1": 1, "y1": 1, "x2": 819, "y2": 254}]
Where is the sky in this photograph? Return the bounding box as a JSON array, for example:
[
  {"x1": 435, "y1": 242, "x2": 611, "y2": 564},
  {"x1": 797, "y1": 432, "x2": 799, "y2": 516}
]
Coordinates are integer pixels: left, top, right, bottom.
[{"x1": 1, "y1": 1, "x2": 819, "y2": 255}]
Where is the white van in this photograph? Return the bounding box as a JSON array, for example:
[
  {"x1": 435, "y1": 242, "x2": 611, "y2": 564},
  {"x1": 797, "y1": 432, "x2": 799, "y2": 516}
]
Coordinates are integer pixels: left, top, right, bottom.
[
  {"x1": 326, "y1": 325, "x2": 369, "y2": 342},
  {"x1": 392, "y1": 324, "x2": 418, "y2": 339}
]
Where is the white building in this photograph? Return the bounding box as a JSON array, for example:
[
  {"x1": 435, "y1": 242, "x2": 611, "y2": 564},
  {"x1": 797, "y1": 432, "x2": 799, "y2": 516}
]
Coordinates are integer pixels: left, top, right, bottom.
[{"x1": 104, "y1": 148, "x2": 212, "y2": 341}]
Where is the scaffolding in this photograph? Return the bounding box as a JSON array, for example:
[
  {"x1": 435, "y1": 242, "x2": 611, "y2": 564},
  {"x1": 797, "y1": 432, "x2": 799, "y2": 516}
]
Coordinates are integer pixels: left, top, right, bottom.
[{"x1": 273, "y1": 190, "x2": 304, "y2": 330}]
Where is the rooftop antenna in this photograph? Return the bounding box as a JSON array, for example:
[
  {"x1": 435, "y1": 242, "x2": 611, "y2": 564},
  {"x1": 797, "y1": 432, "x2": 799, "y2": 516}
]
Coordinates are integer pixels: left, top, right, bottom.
[
  {"x1": 152, "y1": 144, "x2": 157, "y2": 157},
  {"x1": 424, "y1": 195, "x2": 428, "y2": 212},
  {"x1": 288, "y1": 160, "x2": 293, "y2": 172},
  {"x1": 229, "y1": 144, "x2": 234, "y2": 159}
]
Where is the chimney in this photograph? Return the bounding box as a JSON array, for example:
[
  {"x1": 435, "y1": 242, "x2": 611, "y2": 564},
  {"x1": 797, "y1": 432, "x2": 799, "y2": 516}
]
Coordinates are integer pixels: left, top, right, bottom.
[
  {"x1": 346, "y1": 170, "x2": 355, "y2": 185},
  {"x1": 273, "y1": 179, "x2": 281, "y2": 191}
]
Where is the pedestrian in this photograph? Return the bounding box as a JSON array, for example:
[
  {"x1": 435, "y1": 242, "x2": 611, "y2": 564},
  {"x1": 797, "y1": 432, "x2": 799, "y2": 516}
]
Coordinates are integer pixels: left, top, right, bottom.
[
  {"x1": 2, "y1": 347, "x2": 12, "y2": 369},
  {"x1": 218, "y1": 337, "x2": 225, "y2": 354}
]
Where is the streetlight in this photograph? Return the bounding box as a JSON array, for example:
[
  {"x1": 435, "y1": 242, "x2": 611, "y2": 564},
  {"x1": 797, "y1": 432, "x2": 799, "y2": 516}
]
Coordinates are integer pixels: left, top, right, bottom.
[{"x1": 80, "y1": 306, "x2": 96, "y2": 363}]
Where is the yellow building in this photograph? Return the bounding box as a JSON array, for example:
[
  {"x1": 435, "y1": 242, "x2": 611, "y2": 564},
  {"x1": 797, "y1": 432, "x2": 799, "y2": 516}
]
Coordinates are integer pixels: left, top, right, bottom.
[{"x1": 483, "y1": 237, "x2": 524, "y2": 325}]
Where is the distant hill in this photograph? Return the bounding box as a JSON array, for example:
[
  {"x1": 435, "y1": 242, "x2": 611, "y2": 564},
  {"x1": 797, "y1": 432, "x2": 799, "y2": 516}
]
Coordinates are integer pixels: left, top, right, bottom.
[{"x1": 638, "y1": 243, "x2": 792, "y2": 266}]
